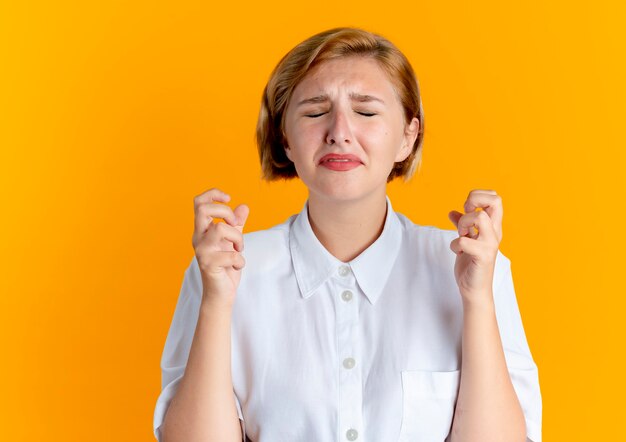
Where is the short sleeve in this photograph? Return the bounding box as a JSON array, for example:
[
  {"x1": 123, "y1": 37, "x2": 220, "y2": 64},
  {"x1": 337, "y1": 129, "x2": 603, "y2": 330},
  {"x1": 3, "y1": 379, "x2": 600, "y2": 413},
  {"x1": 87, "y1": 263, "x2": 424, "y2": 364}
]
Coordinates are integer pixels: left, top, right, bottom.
[
  {"x1": 493, "y1": 251, "x2": 543, "y2": 442},
  {"x1": 152, "y1": 256, "x2": 245, "y2": 441}
]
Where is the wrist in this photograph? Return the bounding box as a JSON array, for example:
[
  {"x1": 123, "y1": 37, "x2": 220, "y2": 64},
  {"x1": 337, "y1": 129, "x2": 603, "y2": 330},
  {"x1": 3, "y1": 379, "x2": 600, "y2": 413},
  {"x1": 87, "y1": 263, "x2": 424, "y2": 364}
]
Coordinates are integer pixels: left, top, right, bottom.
[
  {"x1": 461, "y1": 292, "x2": 496, "y2": 315},
  {"x1": 200, "y1": 294, "x2": 235, "y2": 314}
]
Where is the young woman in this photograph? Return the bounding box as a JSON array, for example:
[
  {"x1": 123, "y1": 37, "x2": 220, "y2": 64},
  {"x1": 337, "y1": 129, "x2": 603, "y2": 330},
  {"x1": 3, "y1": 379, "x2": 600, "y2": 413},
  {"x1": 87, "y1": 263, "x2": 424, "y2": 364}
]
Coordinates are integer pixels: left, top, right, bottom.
[{"x1": 153, "y1": 27, "x2": 542, "y2": 442}]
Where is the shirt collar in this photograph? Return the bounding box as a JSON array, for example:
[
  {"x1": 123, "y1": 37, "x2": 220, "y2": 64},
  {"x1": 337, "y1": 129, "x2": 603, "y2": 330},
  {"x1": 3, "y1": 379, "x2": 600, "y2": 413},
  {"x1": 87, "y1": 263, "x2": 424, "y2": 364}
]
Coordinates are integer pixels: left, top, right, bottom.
[{"x1": 289, "y1": 196, "x2": 403, "y2": 306}]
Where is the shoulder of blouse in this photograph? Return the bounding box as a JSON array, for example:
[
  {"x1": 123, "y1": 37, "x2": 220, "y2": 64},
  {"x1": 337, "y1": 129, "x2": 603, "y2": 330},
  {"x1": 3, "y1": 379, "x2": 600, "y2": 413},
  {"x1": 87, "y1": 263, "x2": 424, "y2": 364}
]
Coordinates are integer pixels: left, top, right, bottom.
[
  {"x1": 395, "y1": 211, "x2": 459, "y2": 244},
  {"x1": 237, "y1": 214, "x2": 296, "y2": 271},
  {"x1": 242, "y1": 214, "x2": 294, "y2": 245},
  {"x1": 396, "y1": 211, "x2": 512, "y2": 289}
]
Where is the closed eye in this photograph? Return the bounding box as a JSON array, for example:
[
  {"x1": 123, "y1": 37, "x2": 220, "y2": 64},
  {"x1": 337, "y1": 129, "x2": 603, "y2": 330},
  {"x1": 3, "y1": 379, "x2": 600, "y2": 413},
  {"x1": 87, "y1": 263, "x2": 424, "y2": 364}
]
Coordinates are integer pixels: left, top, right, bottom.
[{"x1": 305, "y1": 111, "x2": 377, "y2": 118}]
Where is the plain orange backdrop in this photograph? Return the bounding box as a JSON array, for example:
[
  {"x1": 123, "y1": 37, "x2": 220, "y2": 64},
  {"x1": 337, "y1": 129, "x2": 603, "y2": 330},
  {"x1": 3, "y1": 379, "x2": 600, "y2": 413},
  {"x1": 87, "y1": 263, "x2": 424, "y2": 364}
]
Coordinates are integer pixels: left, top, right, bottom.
[{"x1": 1, "y1": 0, "x2": 625, "y2": 440}]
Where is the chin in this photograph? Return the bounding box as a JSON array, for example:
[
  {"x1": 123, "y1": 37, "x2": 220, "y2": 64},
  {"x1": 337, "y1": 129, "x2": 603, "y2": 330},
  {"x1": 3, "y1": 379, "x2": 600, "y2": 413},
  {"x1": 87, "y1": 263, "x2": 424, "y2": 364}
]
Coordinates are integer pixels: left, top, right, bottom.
[
  {"x1": 299, "y1": 171, "x2": 387, "y2": 202},
  {"x1": 310, "y1": 185, "x2": 381, "y2": 204}
]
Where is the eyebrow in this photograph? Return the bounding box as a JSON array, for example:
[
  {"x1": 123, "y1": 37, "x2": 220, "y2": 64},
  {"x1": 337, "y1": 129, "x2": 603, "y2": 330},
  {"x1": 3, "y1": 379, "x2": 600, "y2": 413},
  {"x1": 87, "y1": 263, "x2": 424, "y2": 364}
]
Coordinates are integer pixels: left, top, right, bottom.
[{"x1": 296, "y1": 93, "x2": 385, "y2": 106}]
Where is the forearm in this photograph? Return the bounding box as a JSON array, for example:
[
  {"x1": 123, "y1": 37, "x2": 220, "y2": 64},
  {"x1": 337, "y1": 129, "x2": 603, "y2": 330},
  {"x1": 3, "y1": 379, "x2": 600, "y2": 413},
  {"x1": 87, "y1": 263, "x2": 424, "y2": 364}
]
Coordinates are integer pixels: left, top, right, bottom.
[
  {"x1": 161, "y1": 299, "x2": 242, "y2": 442},
  {"x1": 450, "y1": 295, "x2": 526, "y2": 442}
]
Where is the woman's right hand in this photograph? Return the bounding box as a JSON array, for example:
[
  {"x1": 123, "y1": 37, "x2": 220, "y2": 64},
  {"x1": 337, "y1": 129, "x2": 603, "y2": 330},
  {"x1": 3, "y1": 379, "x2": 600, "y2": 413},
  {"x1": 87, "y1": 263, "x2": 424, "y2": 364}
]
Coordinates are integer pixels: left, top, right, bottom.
[{"x1": 191, "y1": 188, "x2": 250, "y2": 308}]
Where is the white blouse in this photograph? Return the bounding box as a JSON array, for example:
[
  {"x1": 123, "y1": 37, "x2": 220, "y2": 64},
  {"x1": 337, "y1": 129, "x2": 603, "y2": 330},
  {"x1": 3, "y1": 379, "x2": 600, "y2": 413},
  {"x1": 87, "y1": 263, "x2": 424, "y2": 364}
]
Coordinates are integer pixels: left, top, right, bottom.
[{"x1": 153, "y1": 196, "x2": 542, "y2": 442}]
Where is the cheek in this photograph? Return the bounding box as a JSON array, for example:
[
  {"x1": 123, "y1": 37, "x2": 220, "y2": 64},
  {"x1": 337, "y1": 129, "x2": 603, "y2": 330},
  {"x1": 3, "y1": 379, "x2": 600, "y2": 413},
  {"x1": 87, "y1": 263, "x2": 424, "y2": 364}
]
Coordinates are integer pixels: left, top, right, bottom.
[
  {"x1": 298, "y1": 122, "x2": 325, "y2": 140},
  {"x1": 359, "y1": 123, "x2": 394, "y2": 150},
  {"x1": 288, "y1": 126, "x2": 320, "y2": 155}
]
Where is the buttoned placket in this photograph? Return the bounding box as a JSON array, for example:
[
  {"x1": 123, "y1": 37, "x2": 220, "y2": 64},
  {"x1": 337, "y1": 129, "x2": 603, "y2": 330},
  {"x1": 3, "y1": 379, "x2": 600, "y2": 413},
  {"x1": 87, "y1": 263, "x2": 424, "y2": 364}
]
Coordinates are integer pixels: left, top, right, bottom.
[{"x1": 333, "y1": 264, "x2": 363, "y2": 441}]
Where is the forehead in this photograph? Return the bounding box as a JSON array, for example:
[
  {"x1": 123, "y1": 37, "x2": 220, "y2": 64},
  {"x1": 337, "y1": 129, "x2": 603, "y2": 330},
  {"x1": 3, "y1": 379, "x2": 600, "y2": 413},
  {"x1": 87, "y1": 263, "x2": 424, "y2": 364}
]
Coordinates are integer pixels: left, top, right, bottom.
[{"x1": 291, "y1": 56, "x2": 400, "y2": 102}]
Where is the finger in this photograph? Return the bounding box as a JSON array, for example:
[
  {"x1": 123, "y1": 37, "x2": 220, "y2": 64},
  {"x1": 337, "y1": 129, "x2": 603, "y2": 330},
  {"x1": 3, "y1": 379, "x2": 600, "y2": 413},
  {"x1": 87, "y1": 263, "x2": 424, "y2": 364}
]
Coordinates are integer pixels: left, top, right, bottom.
[
  {"x1": 195, "y1": 202, "x2": 237, "y2": 229},
  {"x1": 193, "y1": 189, "x2": 234, "y2": 234},
  {"x1": 448, "y1": 210, "x2": 462, "y2": 228},
  {"x1": 456, "y1": 211, "x2": 480, "y2": 237},
  {"x1": 464, "y1": 189, "x2": 499, "y2": 213},
  {"x1": 199, "y1": 250, "x2": 246, "y2": 273},
  {"x1": 456, "y1": 210, "x2": 496, "y2": 243},
  {"x1": 463, "y1": 190, "x2": 503, "y2": 239},
  {"x1": 233, "y1": 204, "x2": 250, "y2": 232},
  {"x1": 194, "y1": 188, "x2": 231, "y2": 206},
  {"x1": 204, "y1": 221, "x2": 245, "y2": 252},
  {"x1": 232, "y1": 252, "x2": 246, "y2": 271},
  {"x1": 467, "y1": 189, "x2": 498, "y2": 195},
  {"x1": 449, "y1": 235, "x2": 486, "y2": 257}
]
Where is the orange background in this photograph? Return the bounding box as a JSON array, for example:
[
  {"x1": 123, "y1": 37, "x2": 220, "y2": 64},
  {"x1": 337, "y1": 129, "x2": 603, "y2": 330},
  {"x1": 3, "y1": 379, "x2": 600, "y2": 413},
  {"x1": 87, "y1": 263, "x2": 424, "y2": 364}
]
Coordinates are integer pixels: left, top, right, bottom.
[{"x1": 1, "y1": 0, "x2": 624, "y2": 440}]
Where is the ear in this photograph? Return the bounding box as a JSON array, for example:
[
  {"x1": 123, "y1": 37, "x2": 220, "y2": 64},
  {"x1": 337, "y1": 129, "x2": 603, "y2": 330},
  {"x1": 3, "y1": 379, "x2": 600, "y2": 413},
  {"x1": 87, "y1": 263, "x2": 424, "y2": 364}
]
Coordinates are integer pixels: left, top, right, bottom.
[
  {"x1": 282, "y1": 128, "x2": 293, "y2": 161},
  {"x1": 284, "y1": 143, "x2": 292, "y2": 161},
  {"x1": 395, "y1": 117, "x2": 420, "y2": 162}
]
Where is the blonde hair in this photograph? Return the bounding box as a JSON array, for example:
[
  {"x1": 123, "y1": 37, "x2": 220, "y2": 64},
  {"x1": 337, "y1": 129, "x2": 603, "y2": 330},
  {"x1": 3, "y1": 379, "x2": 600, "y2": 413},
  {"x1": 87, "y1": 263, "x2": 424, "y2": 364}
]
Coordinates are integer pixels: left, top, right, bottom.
[{"x1": 256, "y1": 27, "x2": 425, "y2": 182}]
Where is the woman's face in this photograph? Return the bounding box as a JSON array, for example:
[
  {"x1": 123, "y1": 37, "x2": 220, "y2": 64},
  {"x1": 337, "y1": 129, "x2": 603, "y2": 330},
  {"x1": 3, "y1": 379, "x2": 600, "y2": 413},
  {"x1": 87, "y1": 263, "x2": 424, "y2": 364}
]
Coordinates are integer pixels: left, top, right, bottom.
[{"x1": 283, "y1": 56, "x2": 419, "y2": 204}]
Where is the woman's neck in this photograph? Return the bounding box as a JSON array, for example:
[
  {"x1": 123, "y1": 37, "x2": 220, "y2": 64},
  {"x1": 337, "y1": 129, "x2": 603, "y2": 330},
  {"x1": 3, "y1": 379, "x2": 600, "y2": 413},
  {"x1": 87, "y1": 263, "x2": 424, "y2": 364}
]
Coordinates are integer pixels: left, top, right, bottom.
[{"x1": 306, "y1": 189, "x2": 388, "y2": 263}]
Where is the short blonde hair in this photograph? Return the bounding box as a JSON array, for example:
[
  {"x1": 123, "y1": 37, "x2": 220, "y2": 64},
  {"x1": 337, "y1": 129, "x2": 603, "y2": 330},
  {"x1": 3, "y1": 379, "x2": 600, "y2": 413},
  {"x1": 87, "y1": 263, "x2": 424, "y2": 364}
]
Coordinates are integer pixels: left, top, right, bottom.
[{"x1": 256, "y1": 27, "x2": 425, "y2": 182}]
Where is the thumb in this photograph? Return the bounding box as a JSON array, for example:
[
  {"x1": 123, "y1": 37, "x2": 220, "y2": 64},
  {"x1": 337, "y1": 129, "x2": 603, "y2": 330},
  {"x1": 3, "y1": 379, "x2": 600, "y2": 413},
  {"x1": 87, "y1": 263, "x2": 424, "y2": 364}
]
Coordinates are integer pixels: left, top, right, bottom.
[
  {"x1": 448, "y1": 210, "x2": 462, "y2": 228},
  {"x1": 233, "y1": 204, "x2": 250, "y2": 232}
]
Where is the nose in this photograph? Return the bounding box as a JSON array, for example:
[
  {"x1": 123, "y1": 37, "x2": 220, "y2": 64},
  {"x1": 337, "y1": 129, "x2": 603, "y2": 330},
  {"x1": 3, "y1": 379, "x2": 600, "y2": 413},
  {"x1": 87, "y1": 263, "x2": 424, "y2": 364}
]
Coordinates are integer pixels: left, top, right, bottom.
[{"x1": 325, "y1": 108, "x2": 353, "y2": 146}]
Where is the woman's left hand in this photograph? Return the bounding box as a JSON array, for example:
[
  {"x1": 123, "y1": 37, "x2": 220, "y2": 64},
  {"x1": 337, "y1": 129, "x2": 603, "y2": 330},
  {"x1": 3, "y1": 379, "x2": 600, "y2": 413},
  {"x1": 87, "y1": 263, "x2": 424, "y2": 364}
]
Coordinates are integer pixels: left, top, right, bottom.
[{"x1": 448, "y1": 189, "x2": 503, "y2": 307}]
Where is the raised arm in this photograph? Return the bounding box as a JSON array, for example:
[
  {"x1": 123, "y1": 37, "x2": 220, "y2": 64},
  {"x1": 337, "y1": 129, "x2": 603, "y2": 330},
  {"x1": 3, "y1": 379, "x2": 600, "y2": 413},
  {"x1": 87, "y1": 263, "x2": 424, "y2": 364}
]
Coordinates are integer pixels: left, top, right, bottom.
[
  {"x1": 447, "y1": 190, "x2": 526, "y2": 441},
  {"x1": 160, "y1": 188, "x2": 249, "y2": 442},
  {"x1": 161, "y1": 302, "x2": 243, "y2": 442}
]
